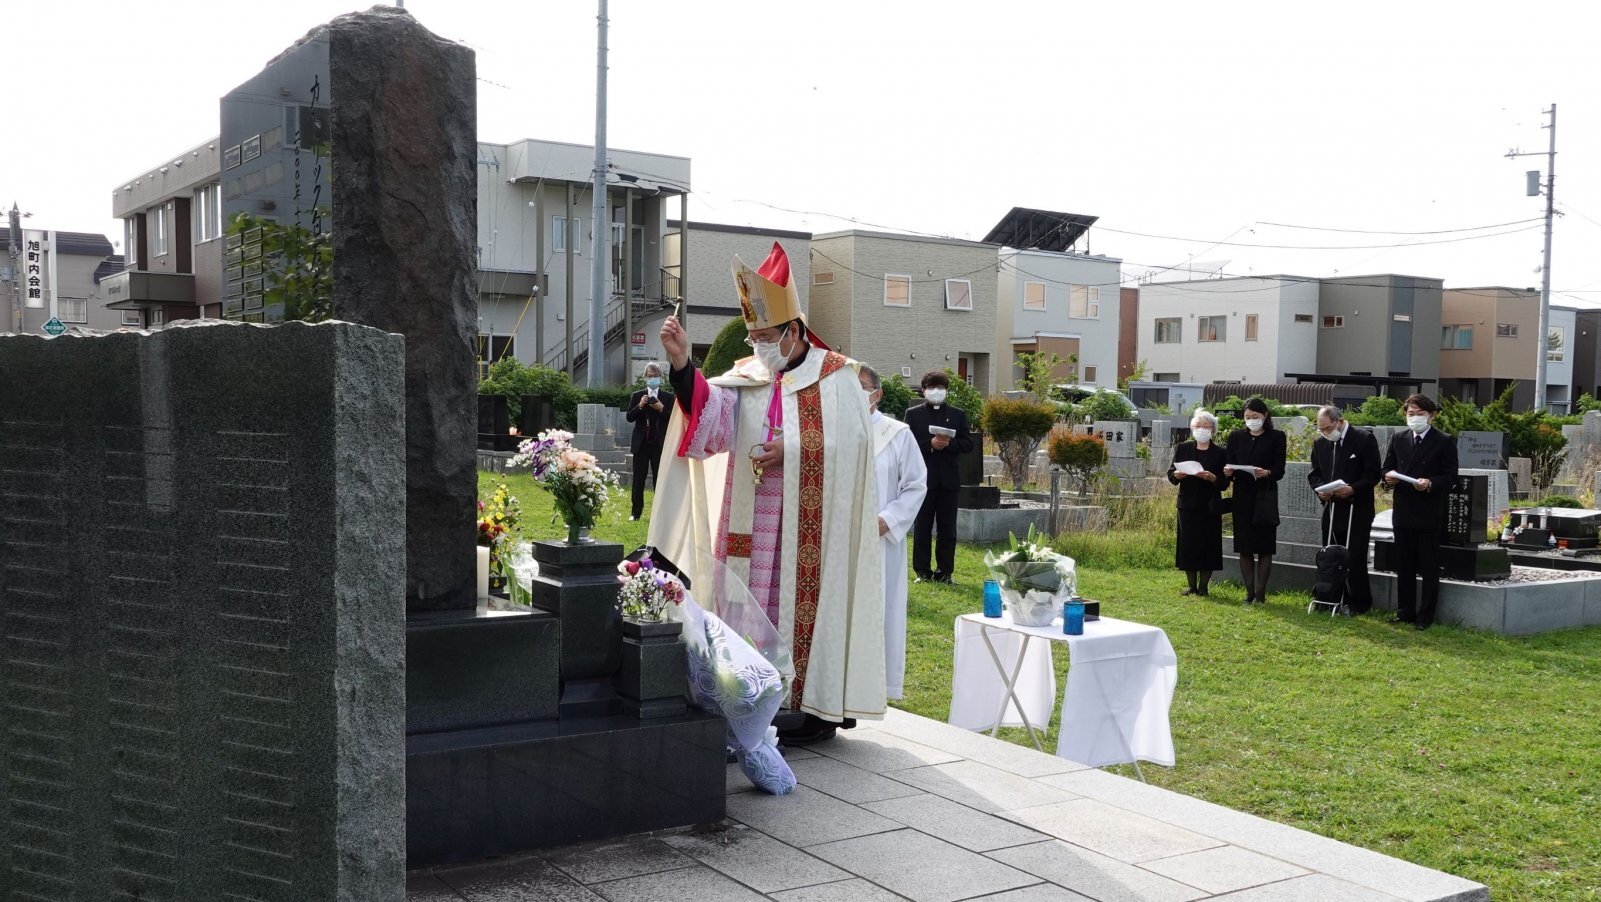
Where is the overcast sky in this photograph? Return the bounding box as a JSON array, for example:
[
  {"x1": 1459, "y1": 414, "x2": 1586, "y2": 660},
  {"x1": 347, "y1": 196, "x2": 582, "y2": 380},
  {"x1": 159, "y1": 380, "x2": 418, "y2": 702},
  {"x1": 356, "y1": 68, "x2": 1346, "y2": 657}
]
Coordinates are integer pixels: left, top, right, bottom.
[{"x1": 9, "y1": 1, "x2": 1601, "y2": 305}]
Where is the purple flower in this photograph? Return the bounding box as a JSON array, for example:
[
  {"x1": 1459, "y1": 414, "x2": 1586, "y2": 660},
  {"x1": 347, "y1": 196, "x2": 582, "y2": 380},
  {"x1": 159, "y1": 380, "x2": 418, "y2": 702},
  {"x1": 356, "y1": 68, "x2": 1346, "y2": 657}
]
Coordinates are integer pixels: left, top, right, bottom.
[{"x1": 640, "y1": 556, "x2": 655, "y2": 571}]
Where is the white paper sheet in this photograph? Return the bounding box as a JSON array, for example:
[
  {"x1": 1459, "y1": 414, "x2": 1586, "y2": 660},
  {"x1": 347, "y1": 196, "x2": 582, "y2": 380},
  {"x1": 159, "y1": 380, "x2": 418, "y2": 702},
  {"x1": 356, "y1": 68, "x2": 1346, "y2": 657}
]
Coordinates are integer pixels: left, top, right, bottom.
[
  {"x1": 1386, "y1": 470, "x2": 1422, "y2": 486},
  {"x1": 1314, "y1": 479, "x2": 1348, "y2": 493},
  {"x1": 1223, "y1": 465, "x2": 1257, "y2": 477},
  {"x1": 1173, "y1": 460, "x2": 1203, "y2": 476}
]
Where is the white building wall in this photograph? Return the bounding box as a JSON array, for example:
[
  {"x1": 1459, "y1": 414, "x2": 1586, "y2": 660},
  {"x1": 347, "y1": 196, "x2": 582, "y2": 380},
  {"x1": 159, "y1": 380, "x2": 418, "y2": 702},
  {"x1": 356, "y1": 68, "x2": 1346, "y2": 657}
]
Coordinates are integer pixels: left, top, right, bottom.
[
  {"x1": 1136, "y1": 277, "x2": 1320, "y2": 384},
  {"x1": 1547, "y1": 306, "x2": 1577, "y2": 405}
]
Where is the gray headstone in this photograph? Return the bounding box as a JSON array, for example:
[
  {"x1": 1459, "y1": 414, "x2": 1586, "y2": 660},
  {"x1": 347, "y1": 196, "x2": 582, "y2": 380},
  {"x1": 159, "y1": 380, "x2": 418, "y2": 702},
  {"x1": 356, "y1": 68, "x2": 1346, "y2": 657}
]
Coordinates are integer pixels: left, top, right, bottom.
[
  {"x1": 0, "y1": 321, "x2": 406, "y2": 901},
  {"x1": 1460, "y1": 468, "x2": 1511, "y2": 521},
  {"x1": 1150, "y1": 419, "x2": 1172, "y2": 448},
  {"x1": 1561, "y1": 424, "x2": 1583, "y2": 447},
  {"x1": 224, "y1": 7, "x2": 480, "y2": 613},
  {"x1": 1281, "y1": 416, "x2": 1311, "y2": 437},
  {"x1": 576, "y1": 403, "x2": 606, "y2": 437},
  {"x1": 1457, "y1": 432, "x2": 1507, "y2": 469},
  {"x1": 1279, "y1": 461, "x2": 1325, "y2": 520},
  {"x1": 1093, "y1": 420, "x2": 1138, "y2": 459},
  {"x1": 1584, "y1": 410, "x2": 1601, "y2": 445},
  {"x1": 1371, "y1": 425, "x2": 1400, "y2": 455},
  {"x1": 1509, "y1": 457, "x2": 1532, "y2": 496}
]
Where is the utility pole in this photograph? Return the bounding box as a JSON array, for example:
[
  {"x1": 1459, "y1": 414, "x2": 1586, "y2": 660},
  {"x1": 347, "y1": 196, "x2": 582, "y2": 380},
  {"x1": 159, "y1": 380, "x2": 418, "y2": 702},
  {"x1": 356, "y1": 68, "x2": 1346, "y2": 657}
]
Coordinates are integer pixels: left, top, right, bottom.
[
  {"x1": 587, "y1": 0, "x2": 610, "y2": 387},
  {"x1": 1507, "y1": 104, "x2": 1557, "y2": 413},
  {"x1": 7, "y1": 204, "x2": 21, "y2": 333}
]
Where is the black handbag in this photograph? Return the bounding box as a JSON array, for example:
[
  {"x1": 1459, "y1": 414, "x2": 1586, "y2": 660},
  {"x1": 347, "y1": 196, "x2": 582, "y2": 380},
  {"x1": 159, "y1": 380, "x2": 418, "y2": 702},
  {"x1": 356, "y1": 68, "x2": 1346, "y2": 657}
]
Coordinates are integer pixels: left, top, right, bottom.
[{"x1": 1254, "y1": 483, "x2": 1281, "y2": 527}]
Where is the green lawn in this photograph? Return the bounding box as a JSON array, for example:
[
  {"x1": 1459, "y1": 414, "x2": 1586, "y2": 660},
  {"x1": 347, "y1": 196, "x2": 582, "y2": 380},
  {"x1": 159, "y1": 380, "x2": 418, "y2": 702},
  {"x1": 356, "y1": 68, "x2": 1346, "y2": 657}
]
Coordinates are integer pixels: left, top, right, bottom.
[{"x1": 482, "y1": 473, "x2": 1601, "y2": 900}]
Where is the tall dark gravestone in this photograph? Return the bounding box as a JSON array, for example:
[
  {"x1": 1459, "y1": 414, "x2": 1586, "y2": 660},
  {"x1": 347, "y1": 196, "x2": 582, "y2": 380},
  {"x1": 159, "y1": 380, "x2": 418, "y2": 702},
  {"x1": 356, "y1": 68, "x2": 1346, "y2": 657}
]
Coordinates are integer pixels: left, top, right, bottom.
[
  {"x1": 220, "y1": 8, "x2": 724, "y2": 870},
  {"x1": 0, "y1": 321, "x2": 406, "y2": 901},
  {"x1": 222, "y1": 6, "x2": 478, "y2": 613}
]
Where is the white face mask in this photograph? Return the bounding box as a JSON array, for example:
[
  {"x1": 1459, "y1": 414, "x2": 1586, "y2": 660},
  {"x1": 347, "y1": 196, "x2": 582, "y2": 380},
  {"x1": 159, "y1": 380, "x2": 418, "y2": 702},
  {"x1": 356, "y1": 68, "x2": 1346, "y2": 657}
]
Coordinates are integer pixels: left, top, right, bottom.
[
  {"x1": 1244, "y1": 417, "x2": 1265, "y2": 433},
  {"x1": 924, "y1": 388, "x2": 948, "y2": 405},
  {"x1": 1408, "y1": 415, "x2": 1430, "y2": 434},
  {"x1": 1191, "y1": 428, "x2": 1213, "y2": 443},
  {"x1": 1319, "y1": 427, "x2": 1337, "y2": 441},
  {"x1": 752, "y1": 329, "x2": 792, "y2": 373}
]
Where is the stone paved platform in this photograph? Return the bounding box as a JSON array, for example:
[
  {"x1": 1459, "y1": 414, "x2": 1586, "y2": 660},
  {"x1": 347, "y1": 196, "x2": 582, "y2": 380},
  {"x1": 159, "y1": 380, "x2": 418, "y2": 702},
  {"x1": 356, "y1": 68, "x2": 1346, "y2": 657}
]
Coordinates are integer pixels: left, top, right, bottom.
[{"x1": 408, "y1": 708, "x2": 1488, "y2": 901}]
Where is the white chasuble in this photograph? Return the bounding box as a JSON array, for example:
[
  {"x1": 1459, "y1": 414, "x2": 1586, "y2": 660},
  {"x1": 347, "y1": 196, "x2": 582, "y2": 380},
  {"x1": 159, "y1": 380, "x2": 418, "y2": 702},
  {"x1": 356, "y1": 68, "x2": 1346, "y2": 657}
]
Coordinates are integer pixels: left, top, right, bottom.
[{"x1": 650, "y1": 350, "x2": 886, "y2": 722}]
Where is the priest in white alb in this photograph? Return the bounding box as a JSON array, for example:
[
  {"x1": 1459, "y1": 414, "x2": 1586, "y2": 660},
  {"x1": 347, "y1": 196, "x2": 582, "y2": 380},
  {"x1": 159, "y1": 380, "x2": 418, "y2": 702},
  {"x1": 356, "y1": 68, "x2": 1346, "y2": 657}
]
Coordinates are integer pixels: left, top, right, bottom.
[
  {"x1": 649, "y1": 242, "x2": 885, "y2": 744},
  {"x1": 859, "y1": 364, "x2": 927, "y2": 700}
]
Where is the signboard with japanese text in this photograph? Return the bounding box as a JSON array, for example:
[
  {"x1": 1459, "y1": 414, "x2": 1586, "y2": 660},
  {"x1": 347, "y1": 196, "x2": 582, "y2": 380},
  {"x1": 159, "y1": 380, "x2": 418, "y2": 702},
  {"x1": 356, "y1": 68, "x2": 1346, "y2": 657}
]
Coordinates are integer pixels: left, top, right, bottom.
[{"x1": 24, "y1": 229, "x2": 45, "y2": 307}]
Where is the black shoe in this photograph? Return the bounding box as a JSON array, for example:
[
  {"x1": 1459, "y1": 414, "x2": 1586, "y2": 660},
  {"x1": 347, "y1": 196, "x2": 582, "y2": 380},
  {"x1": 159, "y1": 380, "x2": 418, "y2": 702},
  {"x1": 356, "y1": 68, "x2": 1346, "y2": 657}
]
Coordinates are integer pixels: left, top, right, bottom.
[
  {"x1": 1242, "y1": 593, "x2": 1257, "y2": 604},
  {"x1": 840, "y1": 718, "x2": 857, "y2": 730},
  {"x1": 931, "y1": 573, "x2": 954, "y2": 585},
  {"x1": 1388, "y1": 616, "x2": 1415, "y2": 624},
  {"x1": 914, "y1": 572, "x2": 935, "y2": 583},
  {"x1": 778, "y1": 714, "x2": 840, "y2": 746},
  {"x1": 1180, "y1": 587, "x2": 1197, "y2": 596},
  {"x1": 1414, "y1": 621, "x2": 1431, "y2": 631}
]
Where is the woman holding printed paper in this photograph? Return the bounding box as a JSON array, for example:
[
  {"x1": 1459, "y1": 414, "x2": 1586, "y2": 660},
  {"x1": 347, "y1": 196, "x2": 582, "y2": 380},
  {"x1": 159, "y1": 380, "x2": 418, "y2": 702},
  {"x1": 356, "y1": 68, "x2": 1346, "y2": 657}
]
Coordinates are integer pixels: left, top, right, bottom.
[
  {"x1": 1167, "y1": 410, "x2": 1230, "y2": 597},
  {"x1": 1225, "y1": 398, "x2": 1288, "y2": 604}
]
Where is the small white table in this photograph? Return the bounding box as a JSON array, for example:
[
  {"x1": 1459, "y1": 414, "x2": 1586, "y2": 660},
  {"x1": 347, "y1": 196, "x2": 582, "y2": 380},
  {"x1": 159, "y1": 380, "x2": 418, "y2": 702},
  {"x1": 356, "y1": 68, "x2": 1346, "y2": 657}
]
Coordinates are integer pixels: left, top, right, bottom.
[{"x1": 948, "y1": 611, "x2": 1178, "y2": 777}]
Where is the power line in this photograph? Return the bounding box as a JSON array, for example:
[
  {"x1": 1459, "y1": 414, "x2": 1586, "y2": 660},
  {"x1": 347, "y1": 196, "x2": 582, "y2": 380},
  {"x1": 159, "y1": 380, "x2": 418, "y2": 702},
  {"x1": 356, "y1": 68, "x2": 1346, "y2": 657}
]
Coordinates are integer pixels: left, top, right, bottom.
[
  {"x1": 1256, "y1": 217, "x2": 1542, "y2": 235},
  {"x1": 1092, "y1": 222, "x2": 1545, "y2": 251}
]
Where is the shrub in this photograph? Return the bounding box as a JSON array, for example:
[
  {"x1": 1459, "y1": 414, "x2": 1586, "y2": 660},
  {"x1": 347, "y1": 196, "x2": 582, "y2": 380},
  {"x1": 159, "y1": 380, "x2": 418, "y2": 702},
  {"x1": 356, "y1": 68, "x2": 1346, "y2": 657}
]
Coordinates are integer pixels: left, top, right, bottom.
[
  {"x1": 984, "y1": 396, "x2": 1057, "y2": 490},
  {"x1": 701, "y1": 317, "x2": 750, "y2": 377},
  {"x1": 943, "y1": 369, "x2": 986, "y2": 426},
  {"x1": 1048, "y1": 430, "x2": 1108, "y2": 499},
  {"x1": 1345, "y1": 395, "x2": 1404, "y2": 427},
  {"x1": 1079, "y1": 390, "x2": 1135, "y2": 422},
  {"x1": 479, "y1": 357, "x2": 577, "y2": 424},
  {"x1": 879, "y1": 373, "x2": 915, "y2": 422},
  {"x1": 1530, "y1": 495, "x2": 1584, "y2": 509}
]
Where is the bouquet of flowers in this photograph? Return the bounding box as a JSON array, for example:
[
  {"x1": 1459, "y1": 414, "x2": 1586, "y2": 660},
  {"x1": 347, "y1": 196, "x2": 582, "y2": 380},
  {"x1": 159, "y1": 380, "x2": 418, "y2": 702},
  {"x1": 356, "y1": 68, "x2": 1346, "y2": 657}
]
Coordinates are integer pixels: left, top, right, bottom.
[
  {"x1": 616, "y1": 554, "x2": 687, "y2": 622},
  {"x1": 476, "y1": 481, "x2": 521, "y2": 571},
  {"x1": 982, "y1": 525, "x2": 1076, "y2": 627},
  {"x1": 508, "y1": 429, "x2": 621, "y2": 538}
]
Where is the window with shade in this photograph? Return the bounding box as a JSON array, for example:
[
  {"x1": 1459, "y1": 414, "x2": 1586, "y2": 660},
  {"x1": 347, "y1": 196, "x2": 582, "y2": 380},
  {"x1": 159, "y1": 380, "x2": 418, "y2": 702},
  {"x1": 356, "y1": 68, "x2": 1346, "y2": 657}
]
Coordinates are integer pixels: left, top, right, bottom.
[
  {"x1": 1198, "y1": 316, "x2": 1226, "y2": 342},
  {"x1": 1069, "y1": 285, "x2": 1099, "y2": 318},
  {"x1": 194, "y1": 184, "x2": 223, "y2": 242},
  {"x1": 1154, "y1": 318, "x2": 1181, "y2": 343},
  {"x1": 59, "y1": 297, "x2": 88, "y2": 323},
  {"x1": 1245, "y1": 314, "x2": 1259, "y2": 341},
  {"x1": 1441, "y1": 325, "x2": 1473, "y2": 350},
  {"x1": 1023, "y1": 281, "x2": 1045, "y2": 311},
  {"x1": 884, "y1": 275, "x2": 911, "y2": 307},
  {"x1": 153, "y1": 203, "x2": 171, "y2": 256},
  {"x1": 944, "y1": 278, "x2": 972, "y2": 311}
]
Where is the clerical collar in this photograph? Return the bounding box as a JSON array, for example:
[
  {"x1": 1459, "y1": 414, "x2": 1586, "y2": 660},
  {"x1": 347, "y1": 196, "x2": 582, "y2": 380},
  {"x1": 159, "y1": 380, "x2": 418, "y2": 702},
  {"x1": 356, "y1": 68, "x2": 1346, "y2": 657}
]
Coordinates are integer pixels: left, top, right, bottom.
[{"x1": 928, "y1": 403, "x2": 943, "y2": 411}]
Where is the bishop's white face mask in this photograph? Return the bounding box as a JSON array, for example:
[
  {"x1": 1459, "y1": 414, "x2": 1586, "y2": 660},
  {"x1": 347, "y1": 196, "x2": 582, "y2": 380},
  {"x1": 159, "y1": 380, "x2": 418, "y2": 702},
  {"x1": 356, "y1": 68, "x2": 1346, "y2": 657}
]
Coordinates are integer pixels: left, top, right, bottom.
[
  {"x1": 1407, "y1": 415, "x2": 1430, "y2": 434},
  {"x1": 1244, "y1": 417, "x2": 1265, "y2": 433},
  {"x1": 1191, "y1": 428, "x2": 1213, "y2": 444},
  {"x1": 752, "y1": 328, "x2": 793, "y2": 373},
  {"x1": 924, "y1": 388, "x2": 948, "y2": 405}
]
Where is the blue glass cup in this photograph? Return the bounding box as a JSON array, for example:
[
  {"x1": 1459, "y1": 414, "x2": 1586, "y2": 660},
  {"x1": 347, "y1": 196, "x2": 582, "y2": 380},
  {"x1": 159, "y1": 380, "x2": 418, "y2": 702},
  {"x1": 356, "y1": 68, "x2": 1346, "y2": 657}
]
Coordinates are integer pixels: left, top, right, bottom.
[
  {"x1": 982, "y1": 579, "x2": 1003, "y2": 618},
  {"x1": 1063, "y1": 599, "x2": 1085, "y2": 635}
]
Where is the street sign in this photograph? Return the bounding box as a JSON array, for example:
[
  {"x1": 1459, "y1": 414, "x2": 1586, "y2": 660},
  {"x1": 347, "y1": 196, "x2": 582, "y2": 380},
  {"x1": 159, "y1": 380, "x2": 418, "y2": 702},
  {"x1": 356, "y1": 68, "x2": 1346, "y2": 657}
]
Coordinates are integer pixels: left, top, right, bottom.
[{"x1": 42, "y1": 317, "x2": 66, "y2": 336}]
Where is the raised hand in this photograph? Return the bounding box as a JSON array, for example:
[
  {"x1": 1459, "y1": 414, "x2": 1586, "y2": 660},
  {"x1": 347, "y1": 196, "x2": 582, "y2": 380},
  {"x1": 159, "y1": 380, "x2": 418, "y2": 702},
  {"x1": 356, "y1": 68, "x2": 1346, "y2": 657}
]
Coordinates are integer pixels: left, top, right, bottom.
[{"x1": 660, "y1": 316, "x2": 690, "y2": 370}]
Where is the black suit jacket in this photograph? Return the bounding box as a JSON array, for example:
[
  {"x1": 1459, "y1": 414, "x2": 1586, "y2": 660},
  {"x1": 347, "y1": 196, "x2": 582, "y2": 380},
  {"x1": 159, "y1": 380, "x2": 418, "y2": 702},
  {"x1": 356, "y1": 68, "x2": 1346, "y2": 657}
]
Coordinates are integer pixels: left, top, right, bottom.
[
  {"x1": 1381, "y1": 427, "x2": 1459, "y2": 530},
  {"x1": 904, "y1": 403, "x2": 974, "y2": 491},
  {"x1": 1166, "y1": 442, "x2": 1229, "y2": 511},
  {"x1": 625, "y1": 388, "x2": 674, "y2": 455},
  {"x1": 1307, "y1": 426, "x2": 1383, "y2": 515}
]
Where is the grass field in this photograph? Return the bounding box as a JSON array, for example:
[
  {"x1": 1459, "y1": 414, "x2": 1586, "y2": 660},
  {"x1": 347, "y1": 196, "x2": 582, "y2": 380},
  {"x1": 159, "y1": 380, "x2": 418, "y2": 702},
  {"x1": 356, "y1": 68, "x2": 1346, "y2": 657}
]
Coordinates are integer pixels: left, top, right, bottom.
[{"x1": 482, "y1": 473, "x2": 1601, "y2": 900}]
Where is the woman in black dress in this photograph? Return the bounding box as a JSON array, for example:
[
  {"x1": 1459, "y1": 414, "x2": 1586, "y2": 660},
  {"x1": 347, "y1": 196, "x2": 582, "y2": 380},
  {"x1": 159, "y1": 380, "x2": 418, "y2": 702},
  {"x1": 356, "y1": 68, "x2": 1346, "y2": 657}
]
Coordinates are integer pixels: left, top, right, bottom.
[
  {"x1": 1226, "y1": 398, "x2": 1288, "y2": 604},
  {"x1": 1167, "y1": 410, "x2": 1229, "y2": 596}
]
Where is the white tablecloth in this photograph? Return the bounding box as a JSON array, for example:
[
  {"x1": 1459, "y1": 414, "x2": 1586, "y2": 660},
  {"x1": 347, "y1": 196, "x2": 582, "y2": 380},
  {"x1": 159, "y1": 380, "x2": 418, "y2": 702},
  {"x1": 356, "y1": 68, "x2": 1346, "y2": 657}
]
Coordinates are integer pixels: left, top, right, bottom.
[{"x1": 948, "y1": 612, "x2": 1178, "y2": 767}]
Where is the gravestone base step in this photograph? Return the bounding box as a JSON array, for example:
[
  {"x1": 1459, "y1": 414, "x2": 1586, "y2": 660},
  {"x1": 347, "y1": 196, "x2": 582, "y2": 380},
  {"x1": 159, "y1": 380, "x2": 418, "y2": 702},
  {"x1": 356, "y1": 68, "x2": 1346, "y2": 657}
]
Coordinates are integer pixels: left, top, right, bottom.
[
  {"x1": 406, "y1": 711, "x2": 726, "y2": 868},
  {"x1": 1373, "y1": 541, "x2": 1511, "y2": 582}
]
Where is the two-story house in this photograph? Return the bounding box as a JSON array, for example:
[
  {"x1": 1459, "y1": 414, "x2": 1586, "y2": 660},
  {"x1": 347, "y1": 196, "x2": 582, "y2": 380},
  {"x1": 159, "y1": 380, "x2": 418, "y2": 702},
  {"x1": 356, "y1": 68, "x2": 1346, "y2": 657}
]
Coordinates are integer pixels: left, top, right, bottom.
[
  {"x1": 1439, "y1": 287, "x2": 1575, "y2": 411},
  {"x1": 984, "y1": 207, "x2": 1120, "y2": 392},
  {"x1": 106, "y1": 136, "x2": 224, "y2": 327},
  {"x1": 1136, "y1": 276, "x2": 1321, "y2": 385},
  {"x1": 4, "y1": 225, "x2": 121, "y2": 333},
  {"x1": 806, "y1": 230, "x2": 998, "y2": 392}
]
